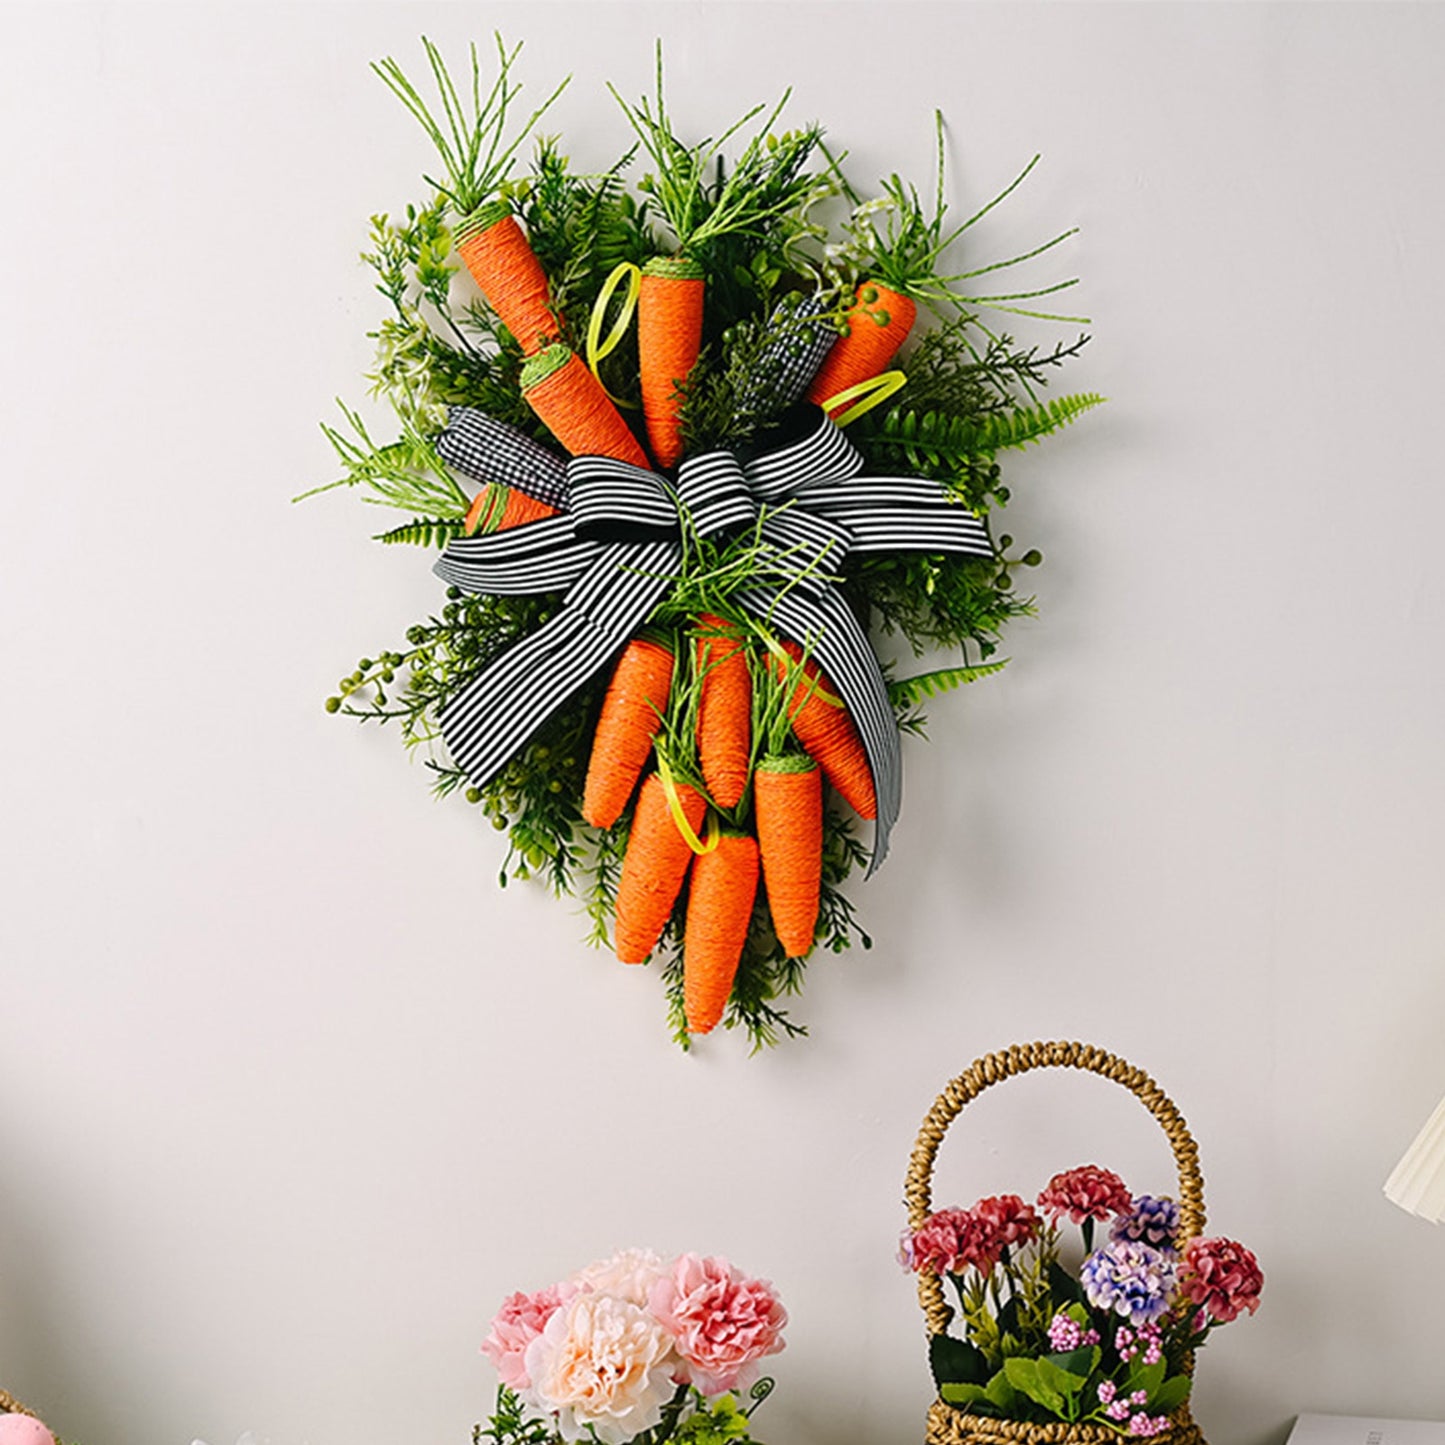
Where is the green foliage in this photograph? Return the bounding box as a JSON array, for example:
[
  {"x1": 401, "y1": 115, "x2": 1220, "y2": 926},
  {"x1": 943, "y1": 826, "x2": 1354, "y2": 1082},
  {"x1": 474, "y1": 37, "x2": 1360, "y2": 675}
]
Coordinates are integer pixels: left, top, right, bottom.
[
  {"x1": 889, "y1": 661, "x2": 1008, "y2": 709},
  {"x1": 373, "y1": 516, "x2": 467, "y2": 547}
]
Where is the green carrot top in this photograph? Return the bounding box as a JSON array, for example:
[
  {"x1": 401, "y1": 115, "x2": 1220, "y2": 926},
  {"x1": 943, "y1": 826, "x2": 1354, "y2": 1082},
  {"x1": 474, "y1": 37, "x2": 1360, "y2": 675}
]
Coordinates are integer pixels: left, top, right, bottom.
[
  {"x1": 610, "y1": 42, "x2": 825, "y2": 259},
  {"x1": 825, "y1": 111, "x2": 1086, "y2": 323},
  {"x1": 373, "y1": 33, "x2": 569, "y2": 221}
]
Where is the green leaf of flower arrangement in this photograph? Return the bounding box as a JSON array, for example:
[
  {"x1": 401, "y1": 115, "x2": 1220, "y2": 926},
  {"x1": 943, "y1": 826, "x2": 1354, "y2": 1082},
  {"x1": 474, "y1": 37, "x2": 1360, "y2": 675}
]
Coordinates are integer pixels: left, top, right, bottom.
[
  {"x1": 1002, "y1": 1358, "x2": 1067, "y2": 1415},
  {"x1": 931, "y1": 1332, "x2": 991, "y2": 1388},
  {"x1": 1149, "y1": 1374, "x2": 1193, "y2": 1415}
]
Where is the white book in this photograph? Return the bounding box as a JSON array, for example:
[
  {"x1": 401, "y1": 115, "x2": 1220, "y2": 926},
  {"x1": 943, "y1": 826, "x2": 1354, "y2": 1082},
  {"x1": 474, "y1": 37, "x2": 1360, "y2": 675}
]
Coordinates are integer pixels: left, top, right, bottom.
[{"x1": 1288, "y1": 1418, "x2": 1445, "y2": 1445}]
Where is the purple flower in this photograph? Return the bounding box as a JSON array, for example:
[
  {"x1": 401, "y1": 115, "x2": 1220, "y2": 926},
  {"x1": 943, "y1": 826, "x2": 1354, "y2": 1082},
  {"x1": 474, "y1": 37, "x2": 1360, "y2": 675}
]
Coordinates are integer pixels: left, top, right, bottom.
[
  {"x1": 1110, "y1": 1195, "x2": 1181, "y2": 1254},
  {"x1": 1047, "y1": 1312, "x2": 1098, "y2": 1353},
  {"x1": 1081, "y1": 1240, "x2": 1176, "y2": 1327}
]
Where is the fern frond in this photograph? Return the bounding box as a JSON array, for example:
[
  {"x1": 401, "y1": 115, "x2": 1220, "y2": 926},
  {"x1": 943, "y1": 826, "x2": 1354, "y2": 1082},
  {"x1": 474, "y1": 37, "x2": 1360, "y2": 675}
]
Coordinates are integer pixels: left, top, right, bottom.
[
  {"x1": 876, "y1": 392, "x2": 1104, "y2": 470},
  {"x1": 373, "y1": 516, "x2": 466, "y2": 548},
  {"x1": 888, "y1": 660, "x2": 1007, "y2": 707}
]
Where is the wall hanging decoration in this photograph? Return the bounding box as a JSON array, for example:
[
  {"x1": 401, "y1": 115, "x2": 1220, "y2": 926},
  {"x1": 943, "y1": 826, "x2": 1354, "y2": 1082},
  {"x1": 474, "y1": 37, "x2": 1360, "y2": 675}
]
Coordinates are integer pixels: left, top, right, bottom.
[
  {"x1": 305, "y1": 37, "x2": 1099, "y2": 1047},
  {"x1": 477, "y1": 1248, "x2": 786, "y2": 1445},
  {"x1": 903, "y1": 1042, "x2": 1262, "y2": 1443}
]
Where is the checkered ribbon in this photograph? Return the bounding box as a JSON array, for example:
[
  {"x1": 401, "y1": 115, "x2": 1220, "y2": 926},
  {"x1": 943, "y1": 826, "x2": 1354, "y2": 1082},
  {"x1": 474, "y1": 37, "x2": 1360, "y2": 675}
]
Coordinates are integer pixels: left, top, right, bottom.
[{"x1": 433, "y1": 404, "x2": 992, "y2": 869}]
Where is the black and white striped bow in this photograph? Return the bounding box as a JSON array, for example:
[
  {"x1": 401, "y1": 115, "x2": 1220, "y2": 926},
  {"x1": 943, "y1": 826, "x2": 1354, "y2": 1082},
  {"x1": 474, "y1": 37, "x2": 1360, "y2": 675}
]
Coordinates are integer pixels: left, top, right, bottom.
[{"x1": 432, "y1": 404, "x2": 993, "y2": 870}]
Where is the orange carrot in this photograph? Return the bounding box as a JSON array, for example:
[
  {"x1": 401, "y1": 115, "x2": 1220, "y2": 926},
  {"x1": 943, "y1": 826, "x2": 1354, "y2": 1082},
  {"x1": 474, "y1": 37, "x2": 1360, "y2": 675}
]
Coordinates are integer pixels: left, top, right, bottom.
[
  {"x1": 638, "y1": 256, "x2": 705, "y2": 469},
  {"x1": 614, "y1": 774, "x2": 707, "y2": 965},
  {"x1": 522, "y1": 343, "x2": 651, "y2": 468},
  {"x1": 683, "y1": 830, "x2": 760, "y2": 1034},
  {"x1": 463, "y1": 484, "x2": 560, "y2": 536},
  {"x1": 583, "y1": 638, "x2": 676, "y2": 829},
  {"x1": 753, "y1": 756, "x2": 822, "y2": 958},
  {"x1": 773, "y1": 642, "x2": 877, "y2": 819},
  {"x1": 455, "y1": 200, "x2": 557, "y2": 356},
  {"x1": 694, "y1": 613, "x2": 751, "y2": 810},
  {"x1": 805, "y1": 280, "x2": 917, "y2": 417}
]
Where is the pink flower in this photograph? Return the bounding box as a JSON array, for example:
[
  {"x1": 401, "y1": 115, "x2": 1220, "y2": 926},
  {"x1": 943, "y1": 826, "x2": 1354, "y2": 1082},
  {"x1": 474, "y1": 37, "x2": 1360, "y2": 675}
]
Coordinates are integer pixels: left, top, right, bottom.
[
  {"x1": 524, "y1": 1292, "x2": 677, "y2": 1444},
  {"x1": 1178, "y1": 1237, "x2": 1264, "y2": 1323},
  {"x1": 482, "y1": 1283, "x2": 576, "y2": 1390},
  {"x1": 648, "y1": 1253, "x2": 787, "y2": 1394},
  {"x1": 973, "y1": 1194, "x2": 1042, "y2": 1254},
  {"x1": 1038, "y1": 1165, "x2": 1132, "y2": 1225}
]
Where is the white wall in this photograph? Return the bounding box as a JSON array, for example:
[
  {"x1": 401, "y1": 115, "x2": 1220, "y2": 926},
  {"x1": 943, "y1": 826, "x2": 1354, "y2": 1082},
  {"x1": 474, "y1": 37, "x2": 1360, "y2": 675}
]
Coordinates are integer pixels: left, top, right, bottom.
[{"x1": 3, "y1": 4, "x2": 1444, "y2": 1442}]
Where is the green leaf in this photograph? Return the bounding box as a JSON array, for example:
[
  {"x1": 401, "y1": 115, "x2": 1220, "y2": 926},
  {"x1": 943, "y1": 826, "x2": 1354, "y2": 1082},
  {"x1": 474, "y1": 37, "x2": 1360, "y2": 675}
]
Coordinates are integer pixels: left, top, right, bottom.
[
  {"x1": 930, "y1": 1333, "x2": 990, "y2": 1388},
  {"x1": 997, "y1": 1294, "x2": 1022, "y2": 1336},
  {"x1": 1047, "y1": 1345, "x2": 1100, "y2": 1379},
  {"x1": 984, "y1": 1368, "x2": 1019, "y2": 1412},
  {"x1": 1048, "y1": 1261, "x2": 1085, "y2": 1305},
  {"x1": 1003, "y1": 1358, "x2": 1065, "y2": 1415},
  {"x1": 1035, "y1": 1357, "x2": 1087, "y2": 1393},
  {"x1": 874, "y1": 393, "x2": 1104, "y2": 472},
  {"x1": 888, "y1": 660, "x2": 1007, "y2": 708},
  {"x1": 1125, "y1": 1358, "x2": 1167, "y2": 1399},
  {"x1": 373, "y1": 515, "x2": 466, "y2": 547},
  {"x1": 940, "y1": 1382, "x2": 990, "y2": 1407},
  {"x1": 1150, "y1": 1374, "x2": 1192, "y2": 1415}
]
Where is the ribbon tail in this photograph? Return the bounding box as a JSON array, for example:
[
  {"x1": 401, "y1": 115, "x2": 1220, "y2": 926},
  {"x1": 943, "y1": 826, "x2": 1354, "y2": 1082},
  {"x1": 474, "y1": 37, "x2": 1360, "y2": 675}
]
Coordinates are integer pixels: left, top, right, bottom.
[
  {"x1": 736, "y1": 585, "x2": 901, "y2": 875},
  {"x1": 439, "y1": 542, "x2": 677, "y2": 788}
]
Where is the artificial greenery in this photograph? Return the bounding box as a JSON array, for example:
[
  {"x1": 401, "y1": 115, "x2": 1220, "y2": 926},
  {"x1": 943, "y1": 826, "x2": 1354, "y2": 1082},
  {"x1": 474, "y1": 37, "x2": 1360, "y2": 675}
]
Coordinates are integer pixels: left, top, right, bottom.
[{"x1": 305, "y1": 36, "x2": 1098, "y2": 1049}]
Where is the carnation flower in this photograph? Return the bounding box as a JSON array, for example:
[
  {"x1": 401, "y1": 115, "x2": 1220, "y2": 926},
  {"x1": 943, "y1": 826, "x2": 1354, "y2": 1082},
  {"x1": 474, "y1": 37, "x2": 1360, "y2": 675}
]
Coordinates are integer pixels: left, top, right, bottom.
[
  {"x1": 899, "y1": 1208, "x2": 972, "y2": 1275},
  {"x1": 524, "y1": 1291, "x2": 678, "y2": 1445},
  {"x1": 1178, "y1": 1237, "x2": 1263, "y2": 1323},
  {"x1": 648, "y1": 1253, "x2": 787, "y2": 1394},
  {"x1": 482, "y1": 1283, "x2": 576, "y2": 1390},
  {"x1": 573, "y1": 1248, "x2": 667, "y2": 1307},
  {"x1": 1038, "y1": 1165, "x2": 1132, "y2": 1225},
  {"x1": 972, "y1": 1194, "x2": 1042, "y2": 1255},
  {"x1": 1110, "y1": 1196, "x2": 1181, "y2": 1254},
  {"x1": 1080, "y1": 1240, "x2": 1176, "y2": 1326}
]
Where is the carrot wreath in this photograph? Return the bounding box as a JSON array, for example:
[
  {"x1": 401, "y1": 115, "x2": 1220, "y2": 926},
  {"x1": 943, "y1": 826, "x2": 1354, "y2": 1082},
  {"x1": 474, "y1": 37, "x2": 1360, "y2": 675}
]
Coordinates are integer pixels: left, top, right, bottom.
[
  {"x1": 612, "y1": 51, "x2": 823, "y2": 469},
  {"x1": 375, "y1": 36, "x2": 567, "y2": 354},
  {"x1": 683, "y1": 830, "x2": 760, "y2": 1035},
  {"x1": 318, "y1": 46, "x2": 1099, "y2": 1048},
  {"x1": 583, "y1": 636, "x2": 676, "y2": 829}
]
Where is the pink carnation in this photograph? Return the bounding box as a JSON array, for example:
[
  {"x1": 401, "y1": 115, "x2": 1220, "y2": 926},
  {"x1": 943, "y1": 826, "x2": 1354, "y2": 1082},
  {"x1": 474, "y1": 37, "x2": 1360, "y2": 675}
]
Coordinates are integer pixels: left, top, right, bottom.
[
  {"x1": 1038, "y1": 1165, "x2": 1132, "y2": 1225},
  {"x1": 1178, "y1": 1237, "x2": 1263, "y2": 1323},
  {"x1": 973, "y1": 1194, "x2": 1041, "y2": 1254},
  {"x1": 648, "y1": 1253, "x2": 787, "y2": 1394},
  {"x1": 482, "y1": 1282, "x2": 576, "y2": 1389}
]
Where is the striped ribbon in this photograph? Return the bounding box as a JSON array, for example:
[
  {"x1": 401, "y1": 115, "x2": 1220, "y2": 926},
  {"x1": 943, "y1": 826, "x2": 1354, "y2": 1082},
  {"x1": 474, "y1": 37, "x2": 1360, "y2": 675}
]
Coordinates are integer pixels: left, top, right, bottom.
[{"x1": 433, "y1": 404, "x2": 992, "y2": 870}]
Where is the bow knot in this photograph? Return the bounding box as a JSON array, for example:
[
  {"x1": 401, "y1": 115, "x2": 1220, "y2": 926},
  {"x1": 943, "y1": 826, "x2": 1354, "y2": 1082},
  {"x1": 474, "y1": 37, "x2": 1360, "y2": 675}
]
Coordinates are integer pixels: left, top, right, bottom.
[{"x1": 431, "y1": 404, "x2": 994, "y2": 870}]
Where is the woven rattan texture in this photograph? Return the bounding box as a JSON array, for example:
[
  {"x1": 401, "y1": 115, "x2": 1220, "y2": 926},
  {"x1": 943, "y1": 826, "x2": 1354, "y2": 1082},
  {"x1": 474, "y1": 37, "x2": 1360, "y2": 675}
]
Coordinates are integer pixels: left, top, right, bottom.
[
  {"x1": 909, "y1": 1041, "x2": 1210, "y2": 1445},
  {"x1": 0, "y1": 1388, "x2": 36, "y2": 1415},
  {"x1": 926, "y1": 1399, "x2": 1207, "y2": 1445}
]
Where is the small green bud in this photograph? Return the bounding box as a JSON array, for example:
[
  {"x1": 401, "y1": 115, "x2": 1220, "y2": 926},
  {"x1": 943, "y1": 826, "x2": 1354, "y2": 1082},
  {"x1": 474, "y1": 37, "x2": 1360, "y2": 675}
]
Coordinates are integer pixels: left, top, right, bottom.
[
  {"x1": 381, "y1": 670, "x2": 395, "y2": 683},
  {"x1": 872, "y1": 308, "x2": 891, "y2": 328},
  {"x1": 548, "y1": 780, "x2": 563, "y2": 794},
  {"x1": 997, "y1": 572, "x2": 1012, "y2": 591},
  {"x1": 406, "y1": 626, "x2": 426, "y2": 645},
  {"x1": 999, "y1": 534, "x2": 1014, "y2": 550},
  {"x1": 325, "y1": 696, "x2": 341, "y2": 713},
  {"x1": 861, "y1": 285, "x2": 879, "y2": 305},
  {"x1": 358, "y1": 658, "x2": 373, "y2": 672},
  {"x1": 492, "y1": 815, "x2": 507, "y2": 831},
  {"x1": 995, "y1": 486, "x2": 1011, "y2": 503},
  {"x1": 1022, "y1": 549, "x2": 1043, "y2": 567},
  {"x1": 446, "y1": 585, "x2": 461, "y2": 600},
  {"x1": 465, "y1": 787, "x2": 482, "y2": 804}
]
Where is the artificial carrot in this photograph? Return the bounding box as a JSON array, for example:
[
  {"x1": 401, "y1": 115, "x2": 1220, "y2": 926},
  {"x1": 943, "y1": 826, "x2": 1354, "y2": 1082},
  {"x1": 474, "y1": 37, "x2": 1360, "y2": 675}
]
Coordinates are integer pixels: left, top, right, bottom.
[
  {"x1": 805, "y1": 280, "x2": 918, "y2": 416},
  {"x1": 773, "y1": 642, "x2": 877, "y2": 820},
  {"x1": 521, "y1": 343, "x2": 651, "y2": 468},
  {"x1": 694, "y1": 613, "x2": 751, "y2": 810},
  {"x1": 614, "y1": 774, "x2": 708, "y2": 965},
  {"x1": 753, "y1": 755, "x2": 822, "y2": 958},
  {"x1": 463, "y1": 483, "x2": 560, "y2": 537},
  {"x1": 583, "y1": 637, "x2": 676, "y2": 829},
  {"x1": 683, "y1": 830, "x2": 760, "y2": 1034},
  {"x1": 638, "y1": 255, "x2": 705, "y2": 469},
  {"x1": 455, "y1": 200, "x2": 558, "y2": 356}
]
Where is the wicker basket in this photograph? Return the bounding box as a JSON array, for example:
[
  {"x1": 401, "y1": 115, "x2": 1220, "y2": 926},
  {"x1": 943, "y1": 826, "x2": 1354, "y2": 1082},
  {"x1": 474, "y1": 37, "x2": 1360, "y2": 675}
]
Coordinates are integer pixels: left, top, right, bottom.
[
  {"x1": 0, "y1": 1388, "x2": 38, "y2": 1416},
  {"x1": 905, "y1": 1041, "x2": 1211, "y2": 1445}
]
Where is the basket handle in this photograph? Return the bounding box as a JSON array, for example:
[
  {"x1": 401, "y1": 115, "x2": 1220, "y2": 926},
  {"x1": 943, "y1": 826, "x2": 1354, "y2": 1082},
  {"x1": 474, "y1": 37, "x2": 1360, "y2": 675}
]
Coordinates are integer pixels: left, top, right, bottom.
[{"x1": 904, "y1": 1040, "x2": 1207, "y2": 1336}]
